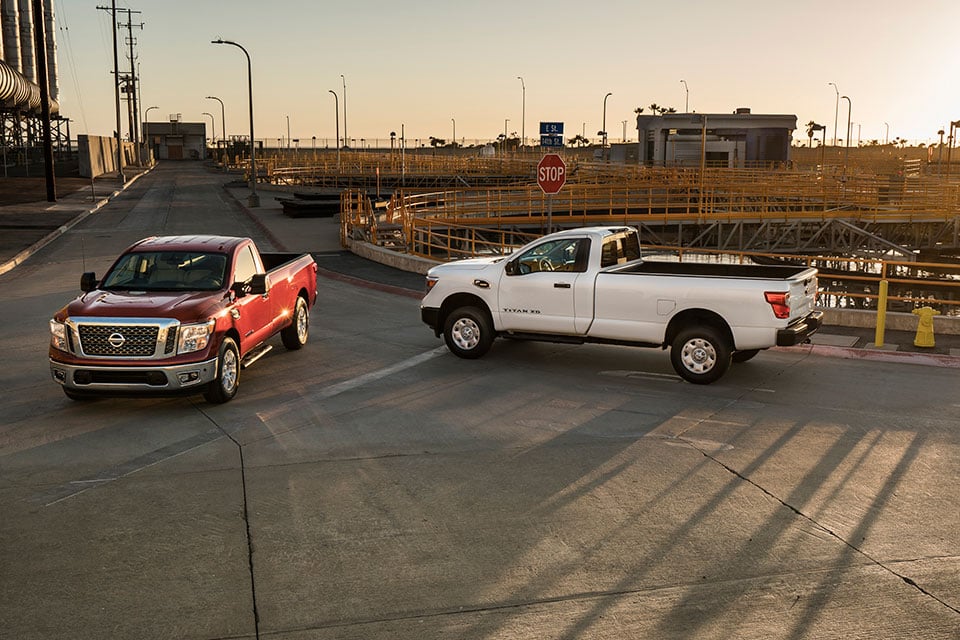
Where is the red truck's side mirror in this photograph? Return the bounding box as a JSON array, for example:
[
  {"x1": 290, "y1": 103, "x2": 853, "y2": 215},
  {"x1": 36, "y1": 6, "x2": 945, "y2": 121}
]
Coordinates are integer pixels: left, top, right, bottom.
[
  {"x1": 232, "y1": 273, "x2": 269, "y2": 298},
  {"x1": 80, "y1": 272, "x2": 98, "y2": 292}
]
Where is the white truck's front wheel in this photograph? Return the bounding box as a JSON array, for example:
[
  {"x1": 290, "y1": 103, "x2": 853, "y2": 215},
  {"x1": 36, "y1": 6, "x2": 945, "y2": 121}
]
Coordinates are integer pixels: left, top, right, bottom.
[
  {"x1": 443, "y1": 306, "x2": 494, "y2": 359},
  {"x1": 670, "y1": 327, "x2": 731, "y2": 384}
]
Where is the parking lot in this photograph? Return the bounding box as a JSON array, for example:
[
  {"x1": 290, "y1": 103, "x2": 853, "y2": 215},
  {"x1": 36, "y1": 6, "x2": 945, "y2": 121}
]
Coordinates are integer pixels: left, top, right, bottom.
[{"x1": 1, "y1": 163, "x2": 958, "y2": 639}]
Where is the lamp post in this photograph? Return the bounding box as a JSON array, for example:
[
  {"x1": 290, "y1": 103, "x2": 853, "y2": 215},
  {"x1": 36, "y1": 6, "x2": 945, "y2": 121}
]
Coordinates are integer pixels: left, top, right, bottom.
[
  {"x1": 451, "y1": 118, "x2": 456, "y2": 148},
  {"x1": 841, "y1": 95, "x2": 851, "y2": 169},
  {"x1": 328, "y1": 90, "x2": 340, "y2": 170},
  {"x1": 286, "y1": 115, "x2": 290, "y2": 150},
  {"x1": 204, "y1": 96, "x2": 226, "y2": 150},
  {"x1": 938, "y1": 128, "x2": 944, "y2": 177},
  {"x1": 602, "y1": 92, "x2": 612, "y2": 160},
  {"x1": 947, "y1": 120, "x2": 960, "y2": 180},
  {"x1": 202, "y1": 112, "x2": 215, "y2": 149},
  {"x1": 144, "y1": 105, "x2": 158, "y2": 123},
  {"x1": 622, "y1": 120, "x2": 628, "y2": 143},
  {"x1": 517, "y1": 76, "x2": 525, "y2": 148},
  {"x1": 211, "y1": 38, "x2": 258, "y2": 207},
  {"x1": 340, "y1": 74, "x2": 347, "y2": 149},
  {"x1": 680, "y1": 79, "x2": 689, "y2": 112},
  {"x1": 884, "y1": 122, "x2": 889, "y2": 146},
  {"x1": 502, "y1": 118, "x2": 509, "y2": 158},
  {"x1": 828, "y1": 82, "x2": 839, "y2": 146}
]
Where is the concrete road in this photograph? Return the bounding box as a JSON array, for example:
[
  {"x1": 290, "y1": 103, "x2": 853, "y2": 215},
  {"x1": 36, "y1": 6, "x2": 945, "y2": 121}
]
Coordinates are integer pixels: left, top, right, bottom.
[{"x1": 1, "y1": 163, "x2": 958, "y2": 639}]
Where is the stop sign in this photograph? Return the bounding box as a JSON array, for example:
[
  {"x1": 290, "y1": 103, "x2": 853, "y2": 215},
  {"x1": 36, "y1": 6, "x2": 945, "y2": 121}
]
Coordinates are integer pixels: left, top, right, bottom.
[{"x1": 537, "y1": 154, "x2": 566, "y2": 194}]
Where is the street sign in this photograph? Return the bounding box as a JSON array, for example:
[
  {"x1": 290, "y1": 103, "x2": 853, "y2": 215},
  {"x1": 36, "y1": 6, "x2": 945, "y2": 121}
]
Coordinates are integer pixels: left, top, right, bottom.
[
  {"x1": 540, "y1": 135, "x2": 563, "y2": 148},
  {"x1": 540, "y1": 121, "x2": 564, "y2": 135},
  {"x1": 537, "y1": 154, "x2": 566, "y2": 195}
]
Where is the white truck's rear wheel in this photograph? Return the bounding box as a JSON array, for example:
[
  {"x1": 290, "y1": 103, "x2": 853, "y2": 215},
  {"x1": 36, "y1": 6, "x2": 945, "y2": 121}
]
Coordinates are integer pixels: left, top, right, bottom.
[{"x1": 670, "y1": 327, "x2": 731, "y2": 384}]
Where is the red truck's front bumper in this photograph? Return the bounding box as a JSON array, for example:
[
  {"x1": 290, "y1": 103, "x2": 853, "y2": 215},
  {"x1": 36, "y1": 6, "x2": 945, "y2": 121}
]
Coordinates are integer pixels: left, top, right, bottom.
[{"x1": 50, "y1": 355, "x2": 219, "y2": 394}]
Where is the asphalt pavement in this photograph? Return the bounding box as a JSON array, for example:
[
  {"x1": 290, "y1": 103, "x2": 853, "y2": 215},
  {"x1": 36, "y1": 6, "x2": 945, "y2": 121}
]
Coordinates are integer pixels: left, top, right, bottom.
[{"x1": 1, "y1": 163, "x2": 958, "y2": 364}]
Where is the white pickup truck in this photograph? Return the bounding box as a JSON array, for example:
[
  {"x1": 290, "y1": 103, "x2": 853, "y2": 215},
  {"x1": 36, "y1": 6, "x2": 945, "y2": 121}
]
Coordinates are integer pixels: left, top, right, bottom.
[{"x1": 420, "y1": 226, "x2": 823, "y2": 383}]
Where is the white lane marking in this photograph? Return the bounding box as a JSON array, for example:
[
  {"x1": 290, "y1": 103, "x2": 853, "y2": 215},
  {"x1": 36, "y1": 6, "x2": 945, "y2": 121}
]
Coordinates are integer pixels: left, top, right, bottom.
[{"x1": 315, "y1": 346, "x2": 448, "y2": 399}]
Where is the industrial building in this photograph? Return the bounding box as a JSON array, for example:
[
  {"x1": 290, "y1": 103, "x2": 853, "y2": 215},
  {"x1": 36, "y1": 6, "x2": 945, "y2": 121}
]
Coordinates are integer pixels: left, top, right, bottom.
[
  {"x1": 0, "y1": 0, "x2": 69, "y2": 175},
  {"x1": 143, "y1": 118, "x2": 207, "y2": 161},
  {"x1": 635, "y1": 109, "x2": 797, "y2": 167}
]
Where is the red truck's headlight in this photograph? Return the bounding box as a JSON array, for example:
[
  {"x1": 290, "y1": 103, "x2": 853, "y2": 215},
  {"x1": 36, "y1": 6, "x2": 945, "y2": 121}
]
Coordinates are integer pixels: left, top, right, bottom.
[
  {"x1": 50, "y1": 319, "x2": 68, "y2": 351},
  {"x1": 178, "y1": 320, "x2": 215, "y2": 354}
]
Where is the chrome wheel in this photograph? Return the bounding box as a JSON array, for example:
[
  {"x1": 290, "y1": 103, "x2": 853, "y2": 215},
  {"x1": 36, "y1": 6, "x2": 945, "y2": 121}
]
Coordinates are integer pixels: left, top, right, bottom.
[{"x1": 221, "y1": 346, "x2": 238, "y2": 393}]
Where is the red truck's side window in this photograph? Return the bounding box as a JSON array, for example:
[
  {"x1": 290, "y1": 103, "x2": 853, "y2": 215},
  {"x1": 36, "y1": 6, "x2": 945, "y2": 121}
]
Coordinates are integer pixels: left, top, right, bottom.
[{"x1": 233, "y1": 246, "x2": 259, "y2": 285}]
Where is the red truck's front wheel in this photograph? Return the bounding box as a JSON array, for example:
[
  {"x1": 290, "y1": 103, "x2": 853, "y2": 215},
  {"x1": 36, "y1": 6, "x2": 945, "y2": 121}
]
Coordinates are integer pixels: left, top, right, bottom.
[{"x1": 204, "y1": 338, "x2": 240, "y2": 403}]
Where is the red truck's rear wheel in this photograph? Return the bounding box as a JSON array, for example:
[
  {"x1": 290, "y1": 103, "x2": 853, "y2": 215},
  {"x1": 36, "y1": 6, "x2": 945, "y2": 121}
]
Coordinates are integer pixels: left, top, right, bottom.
[
  {"x1": 281, "y1": 297, "x2": 309, "y2": 350},
  {"x1": 204, "y1": 338, "x2": 240, "y2": 403}
]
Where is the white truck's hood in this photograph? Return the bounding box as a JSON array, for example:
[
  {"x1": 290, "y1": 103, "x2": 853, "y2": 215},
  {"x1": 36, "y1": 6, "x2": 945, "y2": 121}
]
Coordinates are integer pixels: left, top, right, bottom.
[{"x1": 428, "y1": 257, "x2": 504, "y2": 275}]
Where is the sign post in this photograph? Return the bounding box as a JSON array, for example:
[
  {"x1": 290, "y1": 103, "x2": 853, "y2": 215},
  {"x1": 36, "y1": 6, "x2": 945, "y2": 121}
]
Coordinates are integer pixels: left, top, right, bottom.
[{"x1": 537, "y1": 153, "x2": 566, "y2": 234}]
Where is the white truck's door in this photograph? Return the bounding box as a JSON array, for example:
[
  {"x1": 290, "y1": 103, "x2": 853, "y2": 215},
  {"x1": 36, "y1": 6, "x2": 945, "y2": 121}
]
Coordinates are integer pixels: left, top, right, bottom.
[{"x1": 498, "y1": 237, "x2": 589, "y2": 334}]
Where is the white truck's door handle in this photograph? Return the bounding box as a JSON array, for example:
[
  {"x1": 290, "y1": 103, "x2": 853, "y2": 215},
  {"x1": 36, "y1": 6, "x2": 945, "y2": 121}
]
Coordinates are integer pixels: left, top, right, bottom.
[{"x1": 554, "y1": 282, "x2": 571, "y2": 289}]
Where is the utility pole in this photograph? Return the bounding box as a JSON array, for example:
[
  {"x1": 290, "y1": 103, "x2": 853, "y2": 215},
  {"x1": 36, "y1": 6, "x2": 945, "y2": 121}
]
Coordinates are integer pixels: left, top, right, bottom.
[
  {"x1": 96, "y1": 2, "x2": 125, "y2": 183},
  {"x1": 31, "y1": 0, "x2": 55, "y2": 201},
  {"x1": 116, "y1": 7, "x2": 143, "y2": 166}
]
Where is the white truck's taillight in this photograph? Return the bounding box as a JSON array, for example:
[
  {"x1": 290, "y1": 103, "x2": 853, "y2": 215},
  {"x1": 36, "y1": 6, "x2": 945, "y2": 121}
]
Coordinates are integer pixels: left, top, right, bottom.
[{"x1": 764, "y1": 291, "x2": 791, "y2": 319}]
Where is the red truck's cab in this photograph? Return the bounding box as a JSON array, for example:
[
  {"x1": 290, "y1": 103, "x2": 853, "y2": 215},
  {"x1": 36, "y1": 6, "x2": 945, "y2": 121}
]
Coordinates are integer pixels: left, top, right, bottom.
[{"x1": 49, "y1": 235, "x2": 318, "y2": 403}]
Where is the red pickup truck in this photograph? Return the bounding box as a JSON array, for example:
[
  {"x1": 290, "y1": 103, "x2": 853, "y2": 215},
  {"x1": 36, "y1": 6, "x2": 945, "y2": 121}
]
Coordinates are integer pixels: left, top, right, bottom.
[{"x1": 49, "y1": 235, "x2": 318, "y2": 403}]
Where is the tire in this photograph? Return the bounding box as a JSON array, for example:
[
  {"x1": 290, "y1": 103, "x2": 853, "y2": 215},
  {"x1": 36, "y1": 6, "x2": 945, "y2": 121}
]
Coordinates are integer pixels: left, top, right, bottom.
[
  {"x1": 281, "y1": 297, "x2": 309, "y2": 350},
  {"x1": 204, "y1": 338, "x2": 240, "y2": 404},
  {"x1": 443, "y1": 306, "x2": 494, "y2": 359},
  {"x1": 670, "y1": 326, "x2": 732, "y2": 384},
  {"x1": 732, "y1": 349, "x2": 760, "y2": 363}
]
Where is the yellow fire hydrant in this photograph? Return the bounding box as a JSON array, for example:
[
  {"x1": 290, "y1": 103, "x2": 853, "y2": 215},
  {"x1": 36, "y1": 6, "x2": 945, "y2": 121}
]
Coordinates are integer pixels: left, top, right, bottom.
[{"x1": 912, "y1": 306, "x2": 937, "y2": 348}]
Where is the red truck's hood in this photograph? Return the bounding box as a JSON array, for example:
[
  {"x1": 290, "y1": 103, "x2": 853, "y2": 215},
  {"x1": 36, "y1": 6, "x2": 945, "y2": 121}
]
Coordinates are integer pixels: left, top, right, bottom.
[{"x1": 58, "y1": 289, "x2": 225, "y2": 323}]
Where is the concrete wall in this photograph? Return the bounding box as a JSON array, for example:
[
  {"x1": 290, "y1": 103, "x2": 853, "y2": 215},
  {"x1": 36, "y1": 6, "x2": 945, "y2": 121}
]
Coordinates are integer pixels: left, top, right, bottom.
[
  {"x1": 77, "y1": 135, "x2": 136, "y2": 178},
  {"x1": 821, "y1": 307, "x2": 960, "y2": 336}
]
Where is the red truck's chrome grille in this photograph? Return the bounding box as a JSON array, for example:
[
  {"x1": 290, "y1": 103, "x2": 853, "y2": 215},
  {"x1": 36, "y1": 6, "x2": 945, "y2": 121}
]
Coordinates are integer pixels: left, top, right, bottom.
[{"x1": 78, "y1": 324, "x2": 159, "y2": 357}]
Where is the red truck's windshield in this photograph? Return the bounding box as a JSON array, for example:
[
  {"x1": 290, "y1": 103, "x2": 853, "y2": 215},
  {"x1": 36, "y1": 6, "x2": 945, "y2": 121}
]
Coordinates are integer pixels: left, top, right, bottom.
[{"x1": 100, "y1": 251, "x2": 228, "y2": 292}]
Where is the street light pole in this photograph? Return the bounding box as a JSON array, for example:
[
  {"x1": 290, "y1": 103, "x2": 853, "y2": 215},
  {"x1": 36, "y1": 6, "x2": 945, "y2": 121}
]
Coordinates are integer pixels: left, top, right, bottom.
[
  {"x1": 680, "y1": 79, "x2": 689, "y2": 112},
  {"x1": 144, "y1": 105, "x2": 157, "y2": 123},
  {"x1": 205, "y1": 96, "x2": 225, "y2": 143},
  {"x1": 212, "y1": 38, "x2": 258, "y2": 207},
  {"x1": 202, "y1": 111, "x2": 215, "y2": 148},
  {"x1": 841, "y1": 95, "x2": 851, "y2": 169},
  {"x1": 328, "y1": 90, "x2": 340, "y2": 170},
  {"x1": 884, "y1": 122, "x2": 889, "y2": 146},
  {"x1": 340, "y1": 74, "x2": 347, "y2": 149},
  {"x1": 829, "y1": 82, "x2": 839, "y2": 146},
  {"x1": 451, "y1": 118, "x2": 455, "y2": 147},
  {"x1": 517, "y1": 76, "x2": 525, "y2": 148},
  {"x1": 286, "y1": 115, "x2": 290, "y2": 150},
  {"x1": 602, "y1": 92, "x2": 612, "y2": 160}
]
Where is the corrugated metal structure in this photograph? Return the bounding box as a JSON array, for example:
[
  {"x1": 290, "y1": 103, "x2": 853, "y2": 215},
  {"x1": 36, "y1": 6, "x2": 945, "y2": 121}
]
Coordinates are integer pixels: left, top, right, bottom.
[{"x1": 1, "y1": 0, "x2": 68, "y2": 174}]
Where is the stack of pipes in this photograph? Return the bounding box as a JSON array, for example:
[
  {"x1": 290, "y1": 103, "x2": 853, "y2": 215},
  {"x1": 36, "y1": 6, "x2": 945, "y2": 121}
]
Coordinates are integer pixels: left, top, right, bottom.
[{"x1": 0, "y1": 0, "x2": 58, "y2": 114}]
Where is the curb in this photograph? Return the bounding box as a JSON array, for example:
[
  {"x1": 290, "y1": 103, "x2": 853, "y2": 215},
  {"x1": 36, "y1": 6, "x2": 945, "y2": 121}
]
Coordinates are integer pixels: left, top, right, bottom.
[
  {"x1": 0, "y1": 167, "x2": 153, "y2": 277},
  {"x1": 775, "y1": 343, "x2": 960, "y2": 368}
]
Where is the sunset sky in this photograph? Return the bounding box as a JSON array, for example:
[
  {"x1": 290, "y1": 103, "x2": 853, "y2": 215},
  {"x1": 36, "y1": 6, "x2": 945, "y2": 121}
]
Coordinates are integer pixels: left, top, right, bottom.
[{"x1": 51, "y1": 0, "x2": 960, "y2": 147}]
